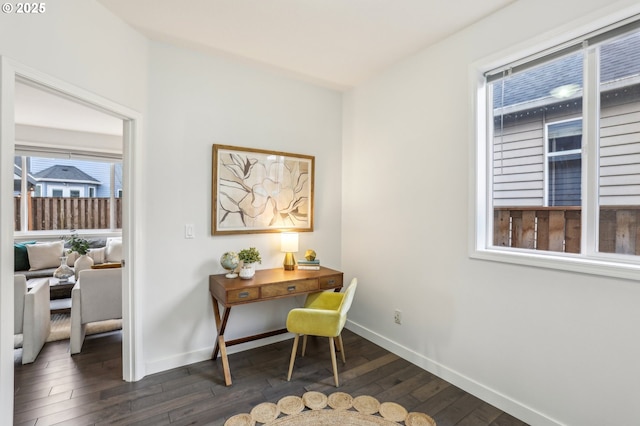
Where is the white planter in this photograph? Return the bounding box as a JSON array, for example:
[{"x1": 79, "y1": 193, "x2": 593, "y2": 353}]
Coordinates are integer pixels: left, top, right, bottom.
[
  {"x1": 239, "y1": 262, "x2": 256, "y2": 280},
  {"x1": 74, "y1": 254, "x2": 94, "y2": 275}
]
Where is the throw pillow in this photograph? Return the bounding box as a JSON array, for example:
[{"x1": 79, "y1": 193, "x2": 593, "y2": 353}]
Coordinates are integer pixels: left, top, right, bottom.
[
  {"x1": 105, "y1": 238, "x2": 122, "y2": 263},
  {"x1": 88, "y1": 247, "x2": 106, "y2": 264},
  {"x1": 26, "y1": 241, "x2": 64, "y2": 271},
  {"x1": 14, "y1": 241, "x2": 36, "y2": 271}
]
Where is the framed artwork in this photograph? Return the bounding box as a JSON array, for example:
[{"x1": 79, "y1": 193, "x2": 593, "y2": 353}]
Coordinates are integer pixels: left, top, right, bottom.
[{"x1": 212, "y1": 144, "x2": 315, "y2": 235}]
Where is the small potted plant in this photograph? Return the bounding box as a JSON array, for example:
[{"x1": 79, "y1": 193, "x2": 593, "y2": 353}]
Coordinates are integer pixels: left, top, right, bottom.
[
  {"x1": 65, "y1": 230, "x2": 94, "y2": 274},
  {"x1": 238, "y1": 247, "x2": 261, "y2": 279},
  {"x1": 66, "y1": 231, "x2": 90, "y2": 255}
]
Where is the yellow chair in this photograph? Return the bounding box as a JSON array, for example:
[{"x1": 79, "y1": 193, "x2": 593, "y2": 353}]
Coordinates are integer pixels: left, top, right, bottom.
[{"x1": 286, "y1": 278, "x2": 358, "y2": 387}]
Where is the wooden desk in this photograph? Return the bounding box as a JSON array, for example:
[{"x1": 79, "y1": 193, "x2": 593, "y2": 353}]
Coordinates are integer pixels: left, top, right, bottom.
[{"x1": 209, "y1": 266, "x2": 343, "y2": 386}]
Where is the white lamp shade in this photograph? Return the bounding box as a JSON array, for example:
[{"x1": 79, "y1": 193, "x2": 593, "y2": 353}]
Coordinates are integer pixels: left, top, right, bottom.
[{"x1": 280, "y1": 232, "x2": 299, "y2": 252}]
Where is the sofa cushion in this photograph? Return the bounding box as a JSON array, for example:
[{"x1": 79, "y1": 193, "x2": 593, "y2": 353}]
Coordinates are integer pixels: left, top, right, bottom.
[
  {"x1": 14, "y1": 241, "x2": 36, "y2": 271},
  {"x1": 27, "y1": 241, "x2": 64, "y2": 271},
  {"x1": 105, "y1": 238, "x2": 122, "y2": 263},
  {"x1": 88, "y1": 247, "x2": 106, "y2": 264}
]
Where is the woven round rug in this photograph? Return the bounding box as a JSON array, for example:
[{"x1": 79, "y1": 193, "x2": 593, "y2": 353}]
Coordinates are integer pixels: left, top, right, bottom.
[{"x1": 224, "y1": 392, "x2": 436, "y2": 426}]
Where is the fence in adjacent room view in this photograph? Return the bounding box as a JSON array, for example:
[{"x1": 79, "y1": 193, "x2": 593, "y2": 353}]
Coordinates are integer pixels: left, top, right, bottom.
[{"x1": 14, "y1": 196, "x2": 122, "y2": 231}]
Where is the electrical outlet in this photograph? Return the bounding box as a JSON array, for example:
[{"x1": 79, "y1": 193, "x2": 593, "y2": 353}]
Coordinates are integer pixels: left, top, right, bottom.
[{"x1": 394, "y1": 309, "x2": 402, "y2": 325}]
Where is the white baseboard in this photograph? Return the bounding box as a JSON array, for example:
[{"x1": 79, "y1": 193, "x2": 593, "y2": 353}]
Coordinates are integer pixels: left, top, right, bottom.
[
  {"x1": 144, "y1": 332, "x2": 294, "y2": 377},
  {"x1": 345, "y1": 320, "x2": 564, "y2": 426}
]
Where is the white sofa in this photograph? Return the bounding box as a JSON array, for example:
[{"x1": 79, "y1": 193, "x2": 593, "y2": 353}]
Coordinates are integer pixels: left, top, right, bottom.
[
  {"x1": 70, "y1": 268, "x2": 122, "y2": 354},
  {"x1": 14, "y1": 275, "x2": 51, "y2": 364}
]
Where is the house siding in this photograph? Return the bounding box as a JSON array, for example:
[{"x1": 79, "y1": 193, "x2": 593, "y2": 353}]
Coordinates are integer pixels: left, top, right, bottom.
[
  {"x1": 600, "y1": 89, "x2": 640, "y2": 205},
  {"x1": 493, "y1": 85, "x2": 640, "y2": 206}
]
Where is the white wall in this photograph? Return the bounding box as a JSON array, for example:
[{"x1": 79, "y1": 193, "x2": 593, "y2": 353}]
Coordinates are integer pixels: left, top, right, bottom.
[
  {"x1": 342, "y1": 0, "x2": 640, "y2": 425},
  {"x1": 142, "y1": 42, "x2": 343, "y2": 374},
  {"x1": 0, "y1": 1, "x2": 147, "y2": 424}
]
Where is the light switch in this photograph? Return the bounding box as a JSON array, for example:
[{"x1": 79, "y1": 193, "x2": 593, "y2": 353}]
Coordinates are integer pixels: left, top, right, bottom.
[{"x1": 185, "y1": 224, "x2": 195, "y2": 239}]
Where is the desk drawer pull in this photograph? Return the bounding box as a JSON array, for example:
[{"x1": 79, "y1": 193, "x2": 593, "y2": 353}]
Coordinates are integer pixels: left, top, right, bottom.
[
  {"x1": 327, "y1": 279, "x2": 335, "y2": 285},
  {"x1": 287, "y1": 285, "x2": 296, "y2": 292},
  {"x1": 239, "y1": 291, "x2": 250, "y2": 298}
]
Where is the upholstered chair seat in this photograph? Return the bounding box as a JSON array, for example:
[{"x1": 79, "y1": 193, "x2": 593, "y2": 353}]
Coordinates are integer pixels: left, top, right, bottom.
[{"x1": 286, "y1": 278, "x2": 358, "y2": 387}]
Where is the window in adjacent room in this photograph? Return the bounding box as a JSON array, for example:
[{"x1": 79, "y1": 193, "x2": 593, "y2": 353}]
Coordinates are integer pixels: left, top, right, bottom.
[{"x1": 14, "y1": 154, "x2": 123, "y2": 232}]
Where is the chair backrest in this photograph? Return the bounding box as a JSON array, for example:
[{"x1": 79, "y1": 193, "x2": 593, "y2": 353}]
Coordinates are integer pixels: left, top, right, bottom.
[
  {"x1": 14, "y1": 275, "x2": 27, "y2": 334},
  {"x1": 78, "y1": 268, "x2": 123, "y2": 323},
  {"x1": 339, "y1": 278, "x2": 358, "y2": 317}
]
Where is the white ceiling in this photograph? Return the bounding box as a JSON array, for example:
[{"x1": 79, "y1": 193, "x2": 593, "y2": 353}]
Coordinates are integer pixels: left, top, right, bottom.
[
  {"x1": 98, "y1": 0, "x2": 515, "y2": 89},
  {"x1": 15, "y1": 0, "x2": 516, "y2": 135}
]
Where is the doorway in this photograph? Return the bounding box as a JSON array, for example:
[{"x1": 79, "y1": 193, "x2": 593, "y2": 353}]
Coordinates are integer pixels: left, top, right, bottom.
[{"x1": 1, "y1": 57, "x2": 144, "y2": 424}]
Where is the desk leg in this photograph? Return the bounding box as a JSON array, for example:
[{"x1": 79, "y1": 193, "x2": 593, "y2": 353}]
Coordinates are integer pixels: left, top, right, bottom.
[
  {"x1": 218, "y1": 335, "x2": 232, "y2": 386},
  {"x1": 211, "y1": 297, "x2": 233, "y2": 386},
  {"x1": 211, "y1": 297, "x2": 222, "y2": 359}
]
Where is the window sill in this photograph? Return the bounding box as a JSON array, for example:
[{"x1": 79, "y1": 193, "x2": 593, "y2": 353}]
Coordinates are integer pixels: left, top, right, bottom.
[
  {"x1": 14, "y1": 230, "x2": 122, "y2": 242},
  {"x1": 470, "y1": 247, "x2": 640, "y2": 281}
]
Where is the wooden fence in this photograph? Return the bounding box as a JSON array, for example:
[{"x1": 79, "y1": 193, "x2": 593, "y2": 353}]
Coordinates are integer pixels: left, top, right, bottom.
[
  {"x1": 14, "y1": 196, "x2": 122, "y2": 231},
  {"x1": 494, "y1": 206, "x2": 640, "y2": 255}
]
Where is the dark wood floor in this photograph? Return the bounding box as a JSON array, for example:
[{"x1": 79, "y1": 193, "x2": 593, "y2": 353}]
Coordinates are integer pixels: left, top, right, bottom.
[{"x1": 14, "y1": 329, "x2": 529, "y2": 426}]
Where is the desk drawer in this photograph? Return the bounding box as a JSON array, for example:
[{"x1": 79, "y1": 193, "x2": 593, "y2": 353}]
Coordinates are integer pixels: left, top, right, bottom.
[
  {"x1": 227, "y1": 287, "x2": 260, "y2": 303},
  {"x1": 319, "y1": 274, "x2": 343, "y2": 289},
  {"x1": 261, "y1": 279, "x2": 318, "y2": 298}
]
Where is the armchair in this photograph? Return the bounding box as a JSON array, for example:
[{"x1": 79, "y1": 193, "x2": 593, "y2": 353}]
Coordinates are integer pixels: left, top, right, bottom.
[
  {"x1": 286, "y1": 278, "x2": 358, "y2": 387},
  {"x1": 70, "y1": 268, "x2": 122, "y2": 354},
  {"x1": 14, "y1": 275, "x2": 50, "y2": 364}
]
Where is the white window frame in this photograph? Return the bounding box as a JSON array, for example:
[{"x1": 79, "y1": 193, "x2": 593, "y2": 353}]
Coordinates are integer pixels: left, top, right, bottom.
[
  {"x1": 470, "y1": 12, "x2": 640, "y2": 281},
  {"x1": 544, "y1": 118, "x2": 582, "y2": 207},
  {"x1": 14, "y1": 152, "x2": 123, "y2": 236}
]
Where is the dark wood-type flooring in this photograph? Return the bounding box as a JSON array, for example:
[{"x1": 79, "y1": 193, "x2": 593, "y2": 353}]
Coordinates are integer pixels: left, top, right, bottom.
[{"x1": 14, "y1": 329, "x2": 529, "y2": 425}]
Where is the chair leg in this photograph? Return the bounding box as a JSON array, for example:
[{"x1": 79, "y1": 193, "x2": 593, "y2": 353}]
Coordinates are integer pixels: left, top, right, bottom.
[
  {"x1": 329, "y1": 337, "x2": 339, "y2": 387},
  {"x1": 287, "y1": 334, "x2": 299, "y2": 381},
  {"x1": 337, "y1": 334, "x2": 346, "y2": 364},
  {"x1": 302, "y1": 334, "x2": 308, "y2": 357}
]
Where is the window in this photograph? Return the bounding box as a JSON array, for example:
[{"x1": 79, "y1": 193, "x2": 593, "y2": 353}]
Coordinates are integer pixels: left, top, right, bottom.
[
  {"x1": 546, "y1": 119, "x2": 582, "y2": 207},
  {"x1": 14, "y1": 154, "x2": 123, "y2": 232},
  {"x1": 476, "y1": 16, "x2": 640, "y2": 277}
]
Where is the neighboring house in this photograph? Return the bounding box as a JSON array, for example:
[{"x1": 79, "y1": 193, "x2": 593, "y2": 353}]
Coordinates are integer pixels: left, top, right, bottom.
[
  {"x1": 32, "y1": 164, "x2": 100, "y2": 198},
  {"x1": 23, "y1": 157, "x2": 123, "y2": 198},
  {"x1": 492, "y1": 31, "x2": 640, "y2": 207}
]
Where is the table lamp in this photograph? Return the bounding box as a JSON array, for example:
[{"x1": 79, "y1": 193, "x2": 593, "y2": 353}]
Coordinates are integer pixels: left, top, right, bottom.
[{"x1": 281, "y1": 232, "x2": 299, "y2": 271}]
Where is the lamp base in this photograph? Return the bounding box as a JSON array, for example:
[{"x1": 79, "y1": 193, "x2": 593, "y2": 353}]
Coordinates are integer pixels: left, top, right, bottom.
[{"x1": 283, "y1": 252, "x2": 296, "y2": 271}]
